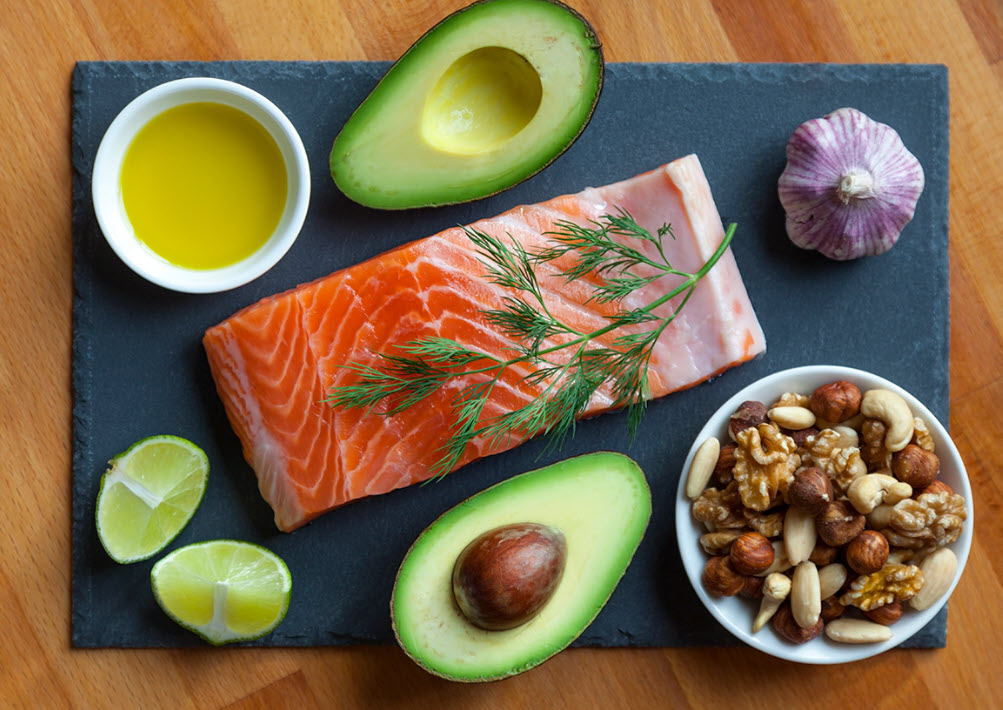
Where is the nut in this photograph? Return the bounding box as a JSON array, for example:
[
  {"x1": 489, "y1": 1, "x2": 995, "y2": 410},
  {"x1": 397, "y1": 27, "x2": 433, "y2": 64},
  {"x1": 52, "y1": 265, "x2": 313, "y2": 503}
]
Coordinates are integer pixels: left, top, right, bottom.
[
  {"x1": 769, "y1": 405, "x2": 817, "y2": 430},
  {"x1": 772, "y1": 603, "x2": 823, "y2": 644},
  {"x1": 729, "y1": 400, "x2": 768, "y2": 439},
  {"x1": 863, "y1": 601, "x2": 903, "y2": 625},
  {"x1": 713, "y1": 443, "x2": 737, "y2": 486},
  {"x1": 820, "y1": 595, "x2": 846, "y2": 622},
  {"x1": 845, "y1": 530, "x2": 890, "y2": 575},
  {"x1": 860, "y1": 389, "x2": 914, "y2": 452},
  {"x1": 809, "y1": 380, "x2": 862, "y2": 423},
  {"x1": 847, "y1": 473, "x2": 911, "y2": 514},
  {"x1": 730, "y1": 531, "x2": 775, "y2": 575},
  {"x1": 752, "y1": 572, "x2": 791, "y2": 632},
  {"x1": 740, "y1": 574, "x2": 765, "y2": 599},
  {"x1": 892, "y1": 444, "x2": 940, "y2": 489},
  {"x1": 686, "y1": 437, "x2": 721, "y2": 499},
  {"x1": 733, "y1": 423, "x2": 800, "y2": 511},
  {"x1": 781, "y1": 425, "x2": 821, "y2": 448},
  {"x1": 698, "y1": 530, "x2": 742, "y2": 556},
  {"x1": 816, "y1": 500, "x2": 866, "y2": 547},
  {"x1": 840, "y1": 563, "x2": 924, "y2": 611},
  {"x1": 784, "y1": 505, "x2": 818, "y2": 565},
  {"x1": 702, "y1": 555, "x2": 746, "y2": 596},
  {"x1": 817, "y1": 562, "x2": 848, "y2": 600},
  {"x1": 908, "y1": 547, "x2": 958, "y2": 611},
  {"x1": 867, "y1": 503, "x2": 895, "y2": 530},
  {"x1": 791, "y1": 561, "x2": 821, "y2": 629},
  {"x1": 824, "y1": 618, "x2": 894, "y2": 644},
  {"x1": 808, "y1": 541, "x2": 839, "y2": 566},
  {"x1": 919, "y1": 480, "x2": 954, "y2": 497},
  {"x1": 830, "y1": 425, "x2": 860, "y2": 449},
  {"x1": 787, "y1": 466, "x2": 835, "y2": 515},
  {"x1": 754, "y1": 541, "x2": 792, "y2": 577}
]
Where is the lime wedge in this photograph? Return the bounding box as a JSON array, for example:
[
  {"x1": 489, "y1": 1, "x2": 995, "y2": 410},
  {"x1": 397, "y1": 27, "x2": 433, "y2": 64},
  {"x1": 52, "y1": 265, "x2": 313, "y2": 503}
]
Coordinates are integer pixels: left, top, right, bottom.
[
  {"x1": 95, "y1": 434, "x2": 209, "y2": 563},
  {"x1": 150, "y1": 540, "x2": 291, "y2": 645}
]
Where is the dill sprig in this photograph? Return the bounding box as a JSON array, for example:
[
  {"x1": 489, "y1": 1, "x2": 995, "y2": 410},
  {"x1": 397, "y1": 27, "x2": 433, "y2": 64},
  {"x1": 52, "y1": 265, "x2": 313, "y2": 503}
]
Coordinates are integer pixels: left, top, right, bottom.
[{"x1": 325, "y1": 209, "x2": 737, "y2": 477}]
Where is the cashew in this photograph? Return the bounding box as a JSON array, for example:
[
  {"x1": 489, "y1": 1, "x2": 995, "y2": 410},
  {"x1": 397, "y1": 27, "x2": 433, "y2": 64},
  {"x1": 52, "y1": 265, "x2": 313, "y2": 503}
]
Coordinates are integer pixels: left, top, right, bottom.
[
  {"x1": 686, "y1": 437, "x2": 720, "y2": 499},
  {"x1": 867, "y1": 503, "x2": 896, "y2": 530},
  {"x1": 847, "y1": 473, "x2": 913, "y2": 514},
  {"x1": 752, "y1": 572, "x2": 791, "y2": 632},
  {"x1": 860, "y1": 389, "x2": 914, "y2": 452}
]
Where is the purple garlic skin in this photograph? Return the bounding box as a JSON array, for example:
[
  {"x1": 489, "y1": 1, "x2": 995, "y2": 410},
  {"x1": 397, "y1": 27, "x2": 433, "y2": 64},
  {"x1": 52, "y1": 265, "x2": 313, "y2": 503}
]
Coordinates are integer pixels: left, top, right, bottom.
[{"x1": 778, "y1": 107, "x2": 925, "y2": 261}]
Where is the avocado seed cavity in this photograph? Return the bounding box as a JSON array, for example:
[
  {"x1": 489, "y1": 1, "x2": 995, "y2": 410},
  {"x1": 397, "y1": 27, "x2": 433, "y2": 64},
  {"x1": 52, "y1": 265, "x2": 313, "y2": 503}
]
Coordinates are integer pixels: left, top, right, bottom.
[
  {"x1": 452, "y1": 522, "x2": 567, "y2": 630},
  {"x1": 422, "y1": 47, "x2": 543, "y2": 155}
]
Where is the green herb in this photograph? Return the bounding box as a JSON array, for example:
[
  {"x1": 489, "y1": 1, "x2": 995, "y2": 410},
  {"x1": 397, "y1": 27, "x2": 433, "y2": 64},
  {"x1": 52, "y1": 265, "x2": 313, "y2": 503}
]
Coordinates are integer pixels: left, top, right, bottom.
[{"x1": 325, "y1": 208, "x2": 736, "y2": 477}]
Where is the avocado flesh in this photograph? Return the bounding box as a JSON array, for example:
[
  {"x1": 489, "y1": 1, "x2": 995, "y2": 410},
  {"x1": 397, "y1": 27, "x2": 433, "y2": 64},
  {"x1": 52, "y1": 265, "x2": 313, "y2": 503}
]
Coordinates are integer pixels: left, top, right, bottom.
[
  {"x1": 330, "y1": 0, "x2": 604, "y2": 209},
  {"x1": 391, "y1": 452, "x2": 651, "y2": 682}
]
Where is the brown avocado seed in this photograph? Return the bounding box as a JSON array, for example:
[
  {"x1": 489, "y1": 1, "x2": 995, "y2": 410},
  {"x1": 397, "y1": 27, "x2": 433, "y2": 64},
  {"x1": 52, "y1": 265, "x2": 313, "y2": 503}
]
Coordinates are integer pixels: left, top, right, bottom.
[{"x1": 452, "y1": 523, "x2": 567, "y2": 631}]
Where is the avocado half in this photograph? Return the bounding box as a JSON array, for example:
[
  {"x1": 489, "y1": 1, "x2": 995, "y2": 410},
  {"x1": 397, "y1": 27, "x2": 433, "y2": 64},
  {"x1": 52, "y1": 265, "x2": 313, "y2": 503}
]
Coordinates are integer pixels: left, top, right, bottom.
[
  {"x1": 391, "y1": 452, "x2": 651, "y2": 682},
  {"x1": 330, "y1": 0, "x2": 604, "y2": 209}
]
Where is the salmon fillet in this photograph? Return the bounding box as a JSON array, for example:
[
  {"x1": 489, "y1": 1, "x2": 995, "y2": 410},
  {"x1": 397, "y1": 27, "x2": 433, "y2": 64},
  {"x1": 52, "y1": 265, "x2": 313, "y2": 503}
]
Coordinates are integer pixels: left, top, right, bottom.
[{"x1": 204, "y1": 154, "x2": 765, "y2": 531}]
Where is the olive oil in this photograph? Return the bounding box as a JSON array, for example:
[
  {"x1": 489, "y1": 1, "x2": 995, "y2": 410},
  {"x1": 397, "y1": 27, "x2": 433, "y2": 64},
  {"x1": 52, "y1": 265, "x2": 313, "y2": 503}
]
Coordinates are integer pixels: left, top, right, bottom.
[{"x1": 120, "y1": 102, "x2": 288, "y2": 270}]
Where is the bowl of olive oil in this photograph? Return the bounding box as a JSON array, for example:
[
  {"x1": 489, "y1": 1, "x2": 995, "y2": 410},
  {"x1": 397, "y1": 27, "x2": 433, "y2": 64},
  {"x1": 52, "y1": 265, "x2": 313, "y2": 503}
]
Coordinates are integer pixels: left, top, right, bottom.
[{"x1": 92, "y1": 77, "x2": 310, "y2": 293}]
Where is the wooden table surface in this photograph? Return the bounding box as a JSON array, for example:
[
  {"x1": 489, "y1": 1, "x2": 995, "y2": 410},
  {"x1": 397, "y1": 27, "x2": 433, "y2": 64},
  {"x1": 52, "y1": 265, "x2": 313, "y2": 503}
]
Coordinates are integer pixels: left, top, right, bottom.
[{"x1": 3, "y1": 0, "x2": 1002, "y2": 707}]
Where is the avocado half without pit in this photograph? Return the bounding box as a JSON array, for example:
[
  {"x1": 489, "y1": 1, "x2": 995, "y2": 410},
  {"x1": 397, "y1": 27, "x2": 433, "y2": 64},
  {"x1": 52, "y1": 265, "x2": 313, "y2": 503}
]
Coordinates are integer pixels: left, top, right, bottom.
[
  {"x1": 391, "y1": 452, "x2": 651, "y2": 682},
  {"x1": 330, "y1": 0, "x2": 604, "y2": 209}
]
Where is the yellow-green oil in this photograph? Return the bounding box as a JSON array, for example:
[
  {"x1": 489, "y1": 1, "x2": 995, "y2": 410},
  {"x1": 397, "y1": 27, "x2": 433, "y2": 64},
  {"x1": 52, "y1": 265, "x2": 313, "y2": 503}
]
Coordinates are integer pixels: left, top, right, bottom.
[{"x1": 120, "y1": 102, "x2": 288, "y2": 270}]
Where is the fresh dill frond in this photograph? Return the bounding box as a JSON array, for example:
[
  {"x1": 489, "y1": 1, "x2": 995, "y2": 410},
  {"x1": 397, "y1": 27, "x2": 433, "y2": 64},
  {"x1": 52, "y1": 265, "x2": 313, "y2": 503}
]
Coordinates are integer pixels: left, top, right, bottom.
[{"x1": 328, "y1": 212, "x2": 737, "y2": 477}]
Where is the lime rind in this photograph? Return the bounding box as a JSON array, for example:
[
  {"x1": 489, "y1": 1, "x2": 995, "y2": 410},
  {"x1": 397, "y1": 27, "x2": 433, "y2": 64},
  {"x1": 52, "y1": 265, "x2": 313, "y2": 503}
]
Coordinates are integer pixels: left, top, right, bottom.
[
  {"x1": 150, "y1": 540, "x2": 292, "y2": 646},
  {"x1": 95, "y1": 435, "x2": 209, "y2": 564}
]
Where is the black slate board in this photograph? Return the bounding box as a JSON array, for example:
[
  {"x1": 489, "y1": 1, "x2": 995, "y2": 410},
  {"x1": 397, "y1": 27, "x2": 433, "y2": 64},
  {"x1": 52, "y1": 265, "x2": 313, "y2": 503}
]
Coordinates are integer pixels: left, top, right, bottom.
[{"x1": 72, "y1": 61, "x2": 950, "y2": 648}]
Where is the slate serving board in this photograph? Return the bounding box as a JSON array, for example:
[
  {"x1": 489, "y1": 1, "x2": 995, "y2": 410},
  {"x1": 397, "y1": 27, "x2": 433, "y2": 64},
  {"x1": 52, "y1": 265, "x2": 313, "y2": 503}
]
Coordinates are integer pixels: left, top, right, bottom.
[{"x1": 72, "y1": 61, "x2": 949, "y2": 648}]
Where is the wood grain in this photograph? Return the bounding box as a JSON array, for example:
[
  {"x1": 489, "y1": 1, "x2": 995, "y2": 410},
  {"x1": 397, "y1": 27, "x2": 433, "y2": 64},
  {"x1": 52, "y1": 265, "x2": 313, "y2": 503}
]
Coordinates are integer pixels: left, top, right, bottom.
[{"x1": 2, "y1": 0, "x2": 1002, "y2": 707}]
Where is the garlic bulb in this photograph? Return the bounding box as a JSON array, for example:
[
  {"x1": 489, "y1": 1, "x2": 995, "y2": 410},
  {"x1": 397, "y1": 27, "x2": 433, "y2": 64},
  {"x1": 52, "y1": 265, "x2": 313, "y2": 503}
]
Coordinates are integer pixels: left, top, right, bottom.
[{"x1": 778, "y1": 107, "x2": 924, "y2": 261}]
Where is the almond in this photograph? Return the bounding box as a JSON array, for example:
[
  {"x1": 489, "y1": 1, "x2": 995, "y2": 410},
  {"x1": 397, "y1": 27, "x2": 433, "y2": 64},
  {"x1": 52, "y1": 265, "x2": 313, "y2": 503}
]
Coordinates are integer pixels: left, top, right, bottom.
[
  {"x1": 824, "y1": 618, "x2": 893, "y2": 644},
  {"x1": 909, "y1": 547, "x2": 958, "y2": 611}
]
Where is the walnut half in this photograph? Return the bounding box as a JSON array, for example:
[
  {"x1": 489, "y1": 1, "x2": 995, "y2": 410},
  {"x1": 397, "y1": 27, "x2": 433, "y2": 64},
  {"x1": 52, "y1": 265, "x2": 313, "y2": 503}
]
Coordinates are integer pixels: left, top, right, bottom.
[{"x1": 733, "y1": 423, "x2": 800, "y2": 511}]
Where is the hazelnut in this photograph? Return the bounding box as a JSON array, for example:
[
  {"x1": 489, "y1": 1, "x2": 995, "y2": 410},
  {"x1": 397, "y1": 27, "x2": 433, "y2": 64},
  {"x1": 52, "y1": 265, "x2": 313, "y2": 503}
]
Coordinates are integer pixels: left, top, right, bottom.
[
  {"x1": 702, "y1": 555, "x2": 745, "y2": 596},
  {"x1": 772, "y1": 603, "x2": 823, "y2": 644},
  {"x1": 713, "y1": 443, "x2": 737, "y2": 487},
  {"x1": 816, "y1": 500, "x2": 866, "y2": 547},
  {"x1": 808, "y1": 541, "x2": 840, "y2": 567},
  {"x1": 730, "y1": 531, "x2": 775, "y2": 575},
  {"x1": 863, "y1": 601, "x2": 903, "y2": 625},
  {"x1": 739, "y1": 574, "x2": 765, "y2": 599},
  {"x1": 919, "y1": 480, "x2": 954, "y2": 497},
  {"x1": 845, "y1": 530, "x2": 890, "y2": 575},
  {"x1": 729, "y1": 400, "x2": 767, "y2": 439},
  {"x1": 809, "y1": 380, "x2": 862, "y2": 423},
  {"x1": 786, "y1": 467, "x2": 835, "y2": 515},
  {"x1": 452, "y1": 523, "x2": 566, "y2": 630},
  {"x1": 820, "y1": 595, "x2": 846, "y2": 623},
  {"x1": 892, "y1": 444, "x2": 940, "y2": 489}
]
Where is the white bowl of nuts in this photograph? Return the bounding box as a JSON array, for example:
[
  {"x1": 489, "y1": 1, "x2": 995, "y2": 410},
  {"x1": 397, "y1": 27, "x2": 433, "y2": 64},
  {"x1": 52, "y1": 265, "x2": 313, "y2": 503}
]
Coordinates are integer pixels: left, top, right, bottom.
[{"x1": 676, "y1": 365, "x2": 972, "y2": 663}]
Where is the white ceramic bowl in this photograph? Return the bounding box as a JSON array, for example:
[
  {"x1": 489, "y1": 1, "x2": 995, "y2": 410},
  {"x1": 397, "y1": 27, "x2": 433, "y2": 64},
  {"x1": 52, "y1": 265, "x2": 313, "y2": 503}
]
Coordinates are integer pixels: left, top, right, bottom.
[
  {"x1": 676, "y1": 365, "x2": 972, "y2": 663},
  {"x1": 92, "y1": 77, "x2": 310, "y2": 293}
]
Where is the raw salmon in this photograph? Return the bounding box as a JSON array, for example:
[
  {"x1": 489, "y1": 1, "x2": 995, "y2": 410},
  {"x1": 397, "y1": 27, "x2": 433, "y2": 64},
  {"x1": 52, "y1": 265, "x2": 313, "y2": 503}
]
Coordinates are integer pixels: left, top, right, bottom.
[{"x1": 204, "y1": 155, "x2": 765, "y2": 531}]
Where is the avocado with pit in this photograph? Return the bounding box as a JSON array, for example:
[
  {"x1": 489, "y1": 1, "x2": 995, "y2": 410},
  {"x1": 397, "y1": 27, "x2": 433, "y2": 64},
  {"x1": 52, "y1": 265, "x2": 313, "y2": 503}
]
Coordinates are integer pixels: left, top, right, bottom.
[
  {"x1": 391, "y1": 452, "x2": 651, "y2": 682},
  {"x1": 330, "y1": 0, "x2": 604, "y2": 209}
]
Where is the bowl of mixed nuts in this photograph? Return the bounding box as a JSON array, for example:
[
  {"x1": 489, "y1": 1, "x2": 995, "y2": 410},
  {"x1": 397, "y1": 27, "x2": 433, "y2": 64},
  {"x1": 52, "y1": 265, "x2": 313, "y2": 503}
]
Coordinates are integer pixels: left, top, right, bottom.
[{"x1": 675, "y1": 365, "x2": 972, "y2": 663}]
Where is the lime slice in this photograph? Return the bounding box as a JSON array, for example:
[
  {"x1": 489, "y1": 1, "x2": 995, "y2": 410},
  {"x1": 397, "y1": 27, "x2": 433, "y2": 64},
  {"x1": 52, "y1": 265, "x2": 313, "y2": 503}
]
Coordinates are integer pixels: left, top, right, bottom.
[
  {"x1": 95, "y1": 434, "x2": 209, "y2": 563},
  {"x1": 150, "y1": 540, "x2": 292, "y2": 645}
]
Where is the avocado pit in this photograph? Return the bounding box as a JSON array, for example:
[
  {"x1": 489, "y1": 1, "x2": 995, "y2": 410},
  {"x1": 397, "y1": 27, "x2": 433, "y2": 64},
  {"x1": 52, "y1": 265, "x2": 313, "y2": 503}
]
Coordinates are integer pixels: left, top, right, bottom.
[{"x1": 452, "y1": 522, "x2": 567, "y2": 630}]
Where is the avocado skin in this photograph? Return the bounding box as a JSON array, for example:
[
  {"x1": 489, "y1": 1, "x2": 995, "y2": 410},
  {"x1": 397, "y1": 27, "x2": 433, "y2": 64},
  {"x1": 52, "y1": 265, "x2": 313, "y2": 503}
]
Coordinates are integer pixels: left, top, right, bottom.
[
  {"x1": 390, "y1": 452, "x2": 651, "y2": 682},
  {"x1": 330, "y1": 0, "x2": 604, "y2": 210}
]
